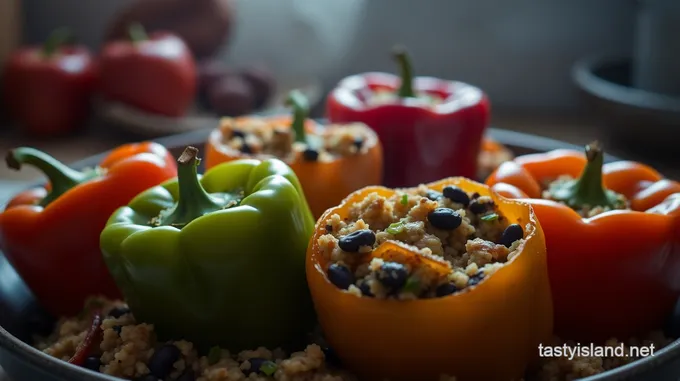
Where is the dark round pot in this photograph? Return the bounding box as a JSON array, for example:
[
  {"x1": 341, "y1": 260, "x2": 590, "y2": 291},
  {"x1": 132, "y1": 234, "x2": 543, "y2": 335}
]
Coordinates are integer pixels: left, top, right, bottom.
[
  {"x1": 1, "y1": 127, "x2": 680, "y2": 381},
  {"x1": 571, "y1": 55, "x2": 680, "y2": 156}
]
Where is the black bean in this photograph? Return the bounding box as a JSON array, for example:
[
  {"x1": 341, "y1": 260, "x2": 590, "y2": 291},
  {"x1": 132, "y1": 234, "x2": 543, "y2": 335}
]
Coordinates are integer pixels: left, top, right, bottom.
[
  {"x1": 471, "y1": 192, "x2": 481, "y2": 199},
  {"x1": 428, "y1": 208, "x2": 462, "y2": 230},
  {"x1": 468, "y1": 272, "x2": 485, "y2": 286},
  {"x1": 108, "y1": 306, "x2": 130, "y2": 318},
  {"x1": 148, "y1": 344, "x2": 181, "y2": 379},
  {"x1": 425, "y1": 190, "x2": 443, "y2": 201},
  {"x1": 359, "y1": 281, "x2": 374, "y2": 297},
  {"x1": 469, "y1": 199, "x2": 492, "y2": 214},
  {"x1": 327, "y1": 264, "x2": 354, "y2": 290},
  {"x1": 338, "y1": 229, "x2": 376, "y2": 252},
  {"x1": 435, "y1": 283, "x2": 458, "y2": 297},
  {"x1": 499, "y1": 224, "x2": 524, "y2": 247},
  {"x1": 442, "y1": 186, "x2": 470, "y2": 207},
  {"x1": 377, "y1": 262, "x2": 409, "y2": 289},
  {"x1": 231, "y1": 129, "x2": 245, "y2": 139},
  {"x1": 353, "y1": 138, "x2": 364, "y2": 151},
  {"x1": 303, "y1": 148, "x2": 319, "y2": 161},
  {"x1": 83, "y1": 356, "x2": 101, "y2": 371},
  {"x1": 325, "y1": 224, "x2": 333, "y2": 233},
  {"x1": 177, "y1": 369, "x2": 196, "y2": 381},
  {"x1": 241, "y1": 143, "x2": 253, "y2": 154},
  {"x1": 322, "y1": 346, "x2": 342, "y2": 366},
  {"x1": 245, "y1": 357, "x2": 273, "y2": 375}
]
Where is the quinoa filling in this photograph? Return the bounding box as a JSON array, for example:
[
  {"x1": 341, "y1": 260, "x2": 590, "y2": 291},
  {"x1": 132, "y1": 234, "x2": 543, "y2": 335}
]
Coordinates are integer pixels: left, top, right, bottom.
[
  {"x1": 218, "y1": 118, "x2": 372, "y2": 163},
  {"x1": 35, "y1": 297, "x2": 675, "y2": 381},
  {"x1": 317, "y1": 185, "x2": 526, "y2": 299},
  {"x1": 35, "y1": 298, "x2": 354, "y2": 381}
]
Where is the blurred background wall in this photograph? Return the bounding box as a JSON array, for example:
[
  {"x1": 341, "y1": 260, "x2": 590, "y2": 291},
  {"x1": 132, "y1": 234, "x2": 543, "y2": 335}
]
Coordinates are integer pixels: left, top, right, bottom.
[{"x1": 20, "y1": 0, "x2": 636, "y2": 113}]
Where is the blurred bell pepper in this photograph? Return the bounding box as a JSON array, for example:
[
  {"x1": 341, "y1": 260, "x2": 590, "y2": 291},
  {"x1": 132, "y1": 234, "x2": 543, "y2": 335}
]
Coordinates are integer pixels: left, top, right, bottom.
[
  {"x1": 306, "y1": 179, "x2": 553, "y2": 381},
  {"x1": 100, "y1": 147, "x2": 316, "y2": 351},
  {"x1": 2, "y1": 28, "x2": 96, "y2": 137},
  {"x1": 0, "y1": 142, "x2": 177, "y2": 317},
  {"x1": 325, "y1": 47, "x2": 490, "y2": 188},
  {"x1": 486, "y1": 142, "x2": 680, "y2": 342},
  {"x1": 478, "y1": 137, "x2": 514, "y2": 181},
  {"x1": 98, "y1": 23, "x2": 196, "y2": 117},
  {"x1": 205, "y1": 90, "x2": 383, "y2": 218}
]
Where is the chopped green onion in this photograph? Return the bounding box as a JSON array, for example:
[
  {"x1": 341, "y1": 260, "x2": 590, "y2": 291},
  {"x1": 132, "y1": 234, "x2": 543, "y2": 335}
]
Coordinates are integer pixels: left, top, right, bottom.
[
  {"x1": 208, "y1": 346, "x2": 222, "y2": 365},
  {"x1": 402, "y1": 277, "x2": 420, "y2": 294},
  {"x1": 480, "y1": 213, "x2": 499, "y2": 222},
  {"x1": 400, "y1": 194, "x2": 408, "y2": 206},
  {"x1": 261, "y1": 361, "x2": 278, "y2": 376},
  {"x1": 386, "y1": 221, "x2": 405, "y2": 235}
]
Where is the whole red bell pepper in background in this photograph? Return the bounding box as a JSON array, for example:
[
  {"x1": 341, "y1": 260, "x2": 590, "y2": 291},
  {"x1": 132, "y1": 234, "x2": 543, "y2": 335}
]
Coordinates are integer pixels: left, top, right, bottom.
[
  {"x1": 2, "y1": 28, "x2": 96, "y2": 137},
  {"x1": 486, "y1": 143, "x2": 680, "y2": 343},
  {"x1": 98, "y1": 23, "x2": 196, "y2": 117},
  {"x1": 326, "y1": 47, "x2": 490, "y2": 187},
  {"x1": 0, "y1": 142, "x2": 177, "y2": 317}
]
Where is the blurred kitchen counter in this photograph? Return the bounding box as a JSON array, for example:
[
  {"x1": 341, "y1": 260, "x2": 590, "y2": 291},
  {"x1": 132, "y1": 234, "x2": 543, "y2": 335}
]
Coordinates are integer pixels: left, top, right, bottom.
[{"x1": 1, "y1": 112, "x2": 678, "y2": 182}]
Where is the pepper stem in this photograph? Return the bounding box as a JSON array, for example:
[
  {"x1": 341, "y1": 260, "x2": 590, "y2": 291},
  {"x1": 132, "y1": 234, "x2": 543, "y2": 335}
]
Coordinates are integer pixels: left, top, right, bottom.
[
  {"x1": 285, "y1": 90, "x2": 310, "y2": 144},
  {"x1": 549, "y1": 141, "x2": 621, "y2": 209},
  {"x1": 128, "y1": 23, "x2": 148, "y2": 43},
  {"x1": 155, "y1": 146, "x2": 224, "y2": 228},
  {"x1": 5, "y1": 147, "x2": 87, "y2": 207},
  {"x1": 42, "y1": 27, "x2": 71, "y2": 58},
  {"x1": 393, "y1": 46, "x2": 415, "y2": 98}
]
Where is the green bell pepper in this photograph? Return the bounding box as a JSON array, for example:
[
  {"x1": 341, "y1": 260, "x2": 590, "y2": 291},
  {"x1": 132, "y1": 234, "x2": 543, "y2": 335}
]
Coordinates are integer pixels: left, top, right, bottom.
[{"x1": 100, "y1": 146, "x2": 316, "y2": 351}]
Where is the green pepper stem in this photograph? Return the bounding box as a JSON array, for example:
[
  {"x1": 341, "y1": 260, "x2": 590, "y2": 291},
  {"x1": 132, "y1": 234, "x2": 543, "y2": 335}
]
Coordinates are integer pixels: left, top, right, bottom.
[
  {"x1": 42, "y1": 27, "x2": 71, "y2": 58},
  {"x1": 156, "y1": 146, "x2": 223, "y2": 228},
  {"x1": 5, "y1": 147, "x2": 87, "y2": 207},
  {"x1": 285, "y1": 90, "x2": 310, "y2": 144},
  {"x1": 393, "y1": 46, "x2": 415, "y2": 98},
  {"x1": 128, "y1": 22, "x2": 148, "y2": 43},
  {"x1": 550, "y1": 141, "x2": 619, "y2": 209}
]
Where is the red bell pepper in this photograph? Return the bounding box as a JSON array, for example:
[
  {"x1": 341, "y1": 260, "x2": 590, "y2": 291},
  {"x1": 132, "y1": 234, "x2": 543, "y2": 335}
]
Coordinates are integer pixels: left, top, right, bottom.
[
  {"x1": 98, "y1": 23, "x2": 196, "y2": 117},
  {"x1": 326, "y1": 47, "x2": 490, "y2": 187},
  {"x1": 2, "y1": 28, "x2": 96, "y2": 137},
  {"x1": 0, "y1": 142, "x2": 177, "y2": 317}
]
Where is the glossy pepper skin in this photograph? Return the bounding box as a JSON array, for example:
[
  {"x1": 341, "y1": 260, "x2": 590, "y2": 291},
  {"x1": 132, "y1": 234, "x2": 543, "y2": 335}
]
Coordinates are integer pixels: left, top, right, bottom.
[
  {"x1": 205, "y1": 90, "x2": 383, "y2": 218},
  {"x1": 0, "y1": 142, "x2": 177, "y2": 317},
  {"x1": 98, "y1": 24, "x2": 196, "y2": 117},
  {"x1": 306, "y1": 178, "x2": 553, "y2": 381},
  {"x1": 101, "y1": 147, "x2": 316, "y2": 351},
  {"x1": 486, "y1": 143, "x2": 680, "y2": 343},
  {"x1": 325, "y1": 47, "x2": 490, "y2": 188},
  {"x1": 2, "y1": 28, "x2": 96, "y2": 137}
]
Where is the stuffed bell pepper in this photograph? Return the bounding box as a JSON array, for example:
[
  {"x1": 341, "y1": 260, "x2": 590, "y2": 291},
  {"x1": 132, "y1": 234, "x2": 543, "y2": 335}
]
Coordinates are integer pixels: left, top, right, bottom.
[
  {"x1": 100, "y1": 146, "x2": 316, "y2": 351},
  {"x1": 306, "y1": 178, "x2": 553, "y2": 381},
  {"x1": 486, "y1": 142, "x2": 680, "y2": 343},
  {"x1": 478, "y1": 137, "x2": 514, "y2": 181},
  {"x1": 205, "y1": 90, "x2": 383, "y2": 218},
  {"x1": 0, "y1": 143, "x2": 177, "y2": 317},
  {"x1": 326, "y1": 47, "x2": 490, "y2": 188}
]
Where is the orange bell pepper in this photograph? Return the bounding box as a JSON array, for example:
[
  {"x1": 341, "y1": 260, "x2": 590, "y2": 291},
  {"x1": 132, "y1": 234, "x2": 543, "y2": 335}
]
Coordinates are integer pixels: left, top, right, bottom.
[
  {"x1": 306, "y1": 178, "x2": 553, "y2": 381},
  {"x1": 486, "y1": 142, "x2": 680, "y2": 343},
  {"x1": 0, "y1": 142, "x2": 177, "y2": 317},
  {"x1": 205, "y1": 90, "x2": 383, "y2": 218}
]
